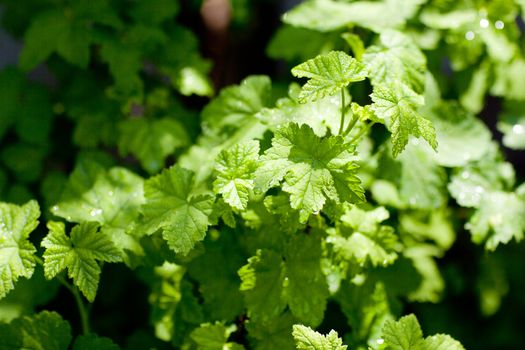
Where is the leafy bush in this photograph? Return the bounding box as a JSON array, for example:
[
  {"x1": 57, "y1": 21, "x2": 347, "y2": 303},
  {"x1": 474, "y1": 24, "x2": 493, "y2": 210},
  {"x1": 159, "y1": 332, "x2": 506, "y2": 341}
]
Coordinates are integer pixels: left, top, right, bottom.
[{"x1": 0, "y1": 0, "x2": 524, "y2": 349}]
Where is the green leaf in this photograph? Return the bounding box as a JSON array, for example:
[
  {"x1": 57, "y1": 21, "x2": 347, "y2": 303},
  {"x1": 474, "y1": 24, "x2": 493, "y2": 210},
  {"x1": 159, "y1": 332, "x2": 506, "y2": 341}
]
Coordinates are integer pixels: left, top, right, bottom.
[
  {"x1": 382, "y1": 314, "x2": 424, "y2": 350},
  {"x1": 330, "y1": 206, "x2": 399, "y2": 267},
  {"x1": 72, "y1": 334, "x2": 120, "y2": 350},
  {"x1": 51, "y1": 161, "x2": 145, "y2": 265},
  {"x1": 190, "y1": 322, "x2": 244, "y2": 350},
  {"x1": 255, "y1": 124, "x2": 364, "y2": 222},
  {"x1": 213, "y1": 140, "x2": 260, "y2": 210},
  {"x1": 129, "y1": 0, "x2": 179, "y2": 24},
  {"x1": 19, "y1": 10, "x2": 86, "y2": 70},
  {"x1": 267, "y1": 25, "x2": 334, "y2": 62},
  {"x1": 381, "y1": 314, "x2": 465, "y2": 350},
  {"x1": 423, "y1": 335, "x2": 465, "y2": 350},
  {"x1": 429, "y1": 102, "x2": 492, "y2": 167},
  {"x1": 363, "y1": 30, "x2": 426, "y2": 93},
  {"x1": 292, "y1": 325, "x2": 347, "y2": 350},
  {"x1": 335, "y1": 280, "x2": 393, "y2": 347},
  {"x1": 397, "y1": 141, "x2": 447, "y2": 209},
  {"x1": 188, "y1": 231, "x2": 245, "y2": 321},
  {"x1": 239, "y1": 234, "x2": 329, "y2": 326},
  {"x1": 238, "y1": 249, "x2": 286, "y2": 322},
  {"x1": 41, "y1": 221, "x2": 121, "y2": 302},
  {"x1": 371, "y1": 82, "x2": 437, "y2": 158},
  {"x1": 0, "y1": 200, "x2": 39, "y2": 299},
  {"x1": 283, "y1": 0, "x2": 426, "y2": 33},
  {"x1": 466, "y1": 191, "x2": 525, "y2": 251},
  {"x1": 256, "y1": 83, "x2": 345, "y2": 137},
  {"x1": 246, "y1": 313, "x2": 296, "y2": 350},
  {"x1": 99, "y1": 38, "x2": 143, "y2": 97},
  {"x1": 291, "y1": 51, "x2": 366, "y2": 102},
  {"x1": 140, "y1": 165, "x2": 214, "y2": 255},
  {"x1": 118, "y1": 117, "x2": 189, "y2": 174},
  {"x1": 0, "y1": 311, "x2": 72, "y2": 350},
  {"x1": 404, "y1": 245, "x2": 445, "y2": 303},
  {"x1": 498, "y1": 102, "x2": 525, "y2": 150},
  {"x1": 202, "y1": 75, "x2": 272, "y2": 136}
]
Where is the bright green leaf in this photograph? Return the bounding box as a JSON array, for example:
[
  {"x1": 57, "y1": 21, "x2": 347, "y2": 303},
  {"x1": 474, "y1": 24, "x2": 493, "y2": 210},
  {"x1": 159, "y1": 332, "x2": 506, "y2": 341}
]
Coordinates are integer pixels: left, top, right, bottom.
[
  {"x1": 292, "y1": 325, "x2": 347, "y2": 350},
  {"x1": 255, "y1": 124, "x2": 364, "y2": 222},
  {"x1": 214, "y1": 140, "x2": 260, "y2": 210},
  {"x1": 382, "y1": 314, "x2": 425, "y2": 350},
  {"x1": 140, "y1": 165, "x2": 214, "y2": 255},
  {"x1": 0, "y1": 200, "x2": 39, "y2": 299},
  {"x1": 291, "y1": 51, "x2": 366, "y2": 102},
  {"x1": 371, "y1": 82, "x2": 437, "y2": 157},
  {"x1": 41, "y1": 221, "x2": 121, "y2": 302}
]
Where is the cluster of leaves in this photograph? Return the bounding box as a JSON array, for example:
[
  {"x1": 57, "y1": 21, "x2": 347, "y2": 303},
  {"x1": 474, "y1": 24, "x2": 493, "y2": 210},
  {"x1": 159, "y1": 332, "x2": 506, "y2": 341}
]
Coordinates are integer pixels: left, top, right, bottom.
[{"x1": 1, "y1": 0, "x2": 525, "y2": 349}]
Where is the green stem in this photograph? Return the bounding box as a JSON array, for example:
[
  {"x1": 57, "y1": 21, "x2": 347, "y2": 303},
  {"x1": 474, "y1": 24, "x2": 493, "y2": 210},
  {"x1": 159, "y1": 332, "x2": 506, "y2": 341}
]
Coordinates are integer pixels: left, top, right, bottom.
[
  {"x1": 34, "y1": 256, "x2": 90, "y2": 335},
  {"x1": 338, "y1": 88, "x2": 346, "y2": 135},
  {"x1": 343, "y1": 114, "x2": 359, "y2": 137},
  {"x1": 72, "y1": 286, "x2": 90, "y2": 335},
  {"x1": 348, "y1": 122, "x2": 376, "y2": 144}
]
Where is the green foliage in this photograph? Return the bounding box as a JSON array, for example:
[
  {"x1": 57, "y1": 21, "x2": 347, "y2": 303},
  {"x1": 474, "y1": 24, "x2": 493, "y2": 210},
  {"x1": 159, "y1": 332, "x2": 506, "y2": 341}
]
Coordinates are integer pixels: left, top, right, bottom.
[
  {"x1": 0, "y1": 200, "x2": 39, "y2": 299},
  {"x1": 41, "y1": 221, "x2": 121, "y2": 302},
  {"x1": 292, "y1": 325, "x2": 347, "y2": 350},
  {"x1": 291, "y1": 51, "x2": 367, "y2": 102},
  {"x1": 1, "y1": 0, "x2": 525, "y2": 349},
  {"x1": 140, "y1": 165, "x2": 214, "y2": 255}
]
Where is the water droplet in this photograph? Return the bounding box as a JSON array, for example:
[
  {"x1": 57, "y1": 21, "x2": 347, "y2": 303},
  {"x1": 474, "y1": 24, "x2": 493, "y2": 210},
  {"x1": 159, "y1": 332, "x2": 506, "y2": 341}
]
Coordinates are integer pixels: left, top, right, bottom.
[
  {"x1": 377, "y1": 339, "x2": 385, "y2": 345},
  {"x1": 495, "y1": 20, "x2": 504, "y2": 30},
  {"x1": 512, "y1": 124, "x2": 524, "y2": 135},
  {"x1": 382, "y1": 259, "x2": 388, "y2": 267},
  {"x1": 90, "y1": 208, "x2": 103, "y2": 217},
  {"x1": 461, "y1": 171, "x2": 471, "y2": 179},
  {"x1": 479, "y1": 18, "x2": 489, "y2": 28},
  {"x1": 465, "y1": 31, "x2": 475, "y2": 40},
  {"x1": 51, "y1": 205, "x2": 59, "y2": 212}
]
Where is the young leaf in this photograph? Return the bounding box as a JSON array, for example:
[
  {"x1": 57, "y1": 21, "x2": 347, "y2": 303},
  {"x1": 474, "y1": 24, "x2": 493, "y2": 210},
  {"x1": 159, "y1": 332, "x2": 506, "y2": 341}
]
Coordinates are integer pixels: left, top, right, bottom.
[
  {"x1": 292, "y1": 325, "x2": 347, "y2": 350},
  {"x1": 291, "y1": 51, "x2": 366, "y2": 102},
  {"x1": 0, "y1": 200, "x2": 40, "y2": 299},
  {"x1": 371, "y1": 82, "x2": 437, "y2": 158},
  {"x1": 255, "y1": 124, "x2": 364, "y2": 222},
  {"x1": 381, "y1": 314, "x2": 425, "y2": 350},
  {"x1": 213, "y1": 140, "x2": 260, "y2": 211},
  {"x1": 330, "y1": 206, "x2": 400, "y2": 267},
  {"x1": 140, "y1": 165, "x2": 214, "y2": 255},
  {"x1": 41, "y1": 222, "x2": 122, "y2": 302},
  {"x1": 381, "y1": 314, "x2": 465, "y2": 350}
]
